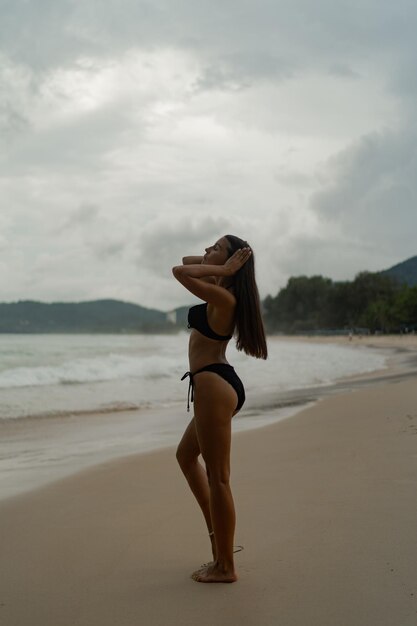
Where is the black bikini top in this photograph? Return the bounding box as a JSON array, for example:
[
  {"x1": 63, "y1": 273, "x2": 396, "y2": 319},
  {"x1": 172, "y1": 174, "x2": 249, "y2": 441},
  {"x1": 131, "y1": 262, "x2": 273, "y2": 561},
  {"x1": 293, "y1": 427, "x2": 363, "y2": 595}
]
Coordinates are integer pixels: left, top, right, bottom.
[{"x1": 187, "y1": 303, "x2": 233, "y2": 341}]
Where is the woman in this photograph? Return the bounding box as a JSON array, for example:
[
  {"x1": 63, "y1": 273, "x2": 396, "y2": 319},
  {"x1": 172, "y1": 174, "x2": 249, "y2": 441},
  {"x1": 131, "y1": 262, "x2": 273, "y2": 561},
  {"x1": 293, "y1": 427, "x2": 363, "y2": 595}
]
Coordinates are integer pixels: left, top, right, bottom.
[{"x1": 172, "y1": 234, "x2": 268, "y2": 583}]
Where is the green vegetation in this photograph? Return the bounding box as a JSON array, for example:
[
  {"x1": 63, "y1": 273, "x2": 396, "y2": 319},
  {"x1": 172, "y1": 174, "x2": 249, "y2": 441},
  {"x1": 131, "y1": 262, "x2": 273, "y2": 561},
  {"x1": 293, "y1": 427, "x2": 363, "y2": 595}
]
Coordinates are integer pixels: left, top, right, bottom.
[
  {"x1": 381, "y1": 255, "x2": 417, "y2": 287},
  {"x1": 1, "y1": 255, "x2": 416, "y2": 334},
  {"x1": 0, "y1": 300, "x2": 175, "y2": 334},
  {"x1": 264, "y1": 272, "x2": 417, "y2": 334}
]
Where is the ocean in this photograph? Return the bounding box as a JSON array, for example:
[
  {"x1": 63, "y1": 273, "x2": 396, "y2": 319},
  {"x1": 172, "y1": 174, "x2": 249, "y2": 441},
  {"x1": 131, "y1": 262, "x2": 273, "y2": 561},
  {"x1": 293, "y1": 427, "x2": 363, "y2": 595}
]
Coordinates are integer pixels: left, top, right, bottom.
[
  {"x1": 0, "y1": 333, "x2": 387, "y2": 499},
  {"x1": 0, "y1": 333, "x2": 386, "y2": 421}
]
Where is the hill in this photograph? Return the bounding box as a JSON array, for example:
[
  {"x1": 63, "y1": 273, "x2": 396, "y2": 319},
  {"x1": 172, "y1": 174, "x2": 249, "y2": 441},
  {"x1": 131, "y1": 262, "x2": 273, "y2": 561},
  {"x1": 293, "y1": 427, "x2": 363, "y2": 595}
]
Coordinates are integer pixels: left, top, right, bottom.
[
  {"x1": 0, "y1": 299, "x2": 178, "y2": 333},
  {"x1": 381, "y1": 255, "x2": 417, "y2": 286}
]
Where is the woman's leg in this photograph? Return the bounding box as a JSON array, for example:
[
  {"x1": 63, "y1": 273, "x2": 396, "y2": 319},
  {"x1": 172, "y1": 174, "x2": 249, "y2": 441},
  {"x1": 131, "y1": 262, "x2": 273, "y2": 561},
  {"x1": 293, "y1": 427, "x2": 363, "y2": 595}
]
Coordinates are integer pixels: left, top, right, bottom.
[
  {"x1": 176, "y1": 417, "x2": 216, "y2": 559},
  {"x1": 192, "y1": 371, "x2": 238, "y2": 583}
]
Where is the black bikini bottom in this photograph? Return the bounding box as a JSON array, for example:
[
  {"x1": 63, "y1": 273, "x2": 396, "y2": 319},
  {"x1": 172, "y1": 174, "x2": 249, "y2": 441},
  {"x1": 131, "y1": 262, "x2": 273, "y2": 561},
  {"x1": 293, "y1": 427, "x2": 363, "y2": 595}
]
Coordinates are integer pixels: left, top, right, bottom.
[{"x1": 181, "y1": 363, "x2": 245, "y2": 414}]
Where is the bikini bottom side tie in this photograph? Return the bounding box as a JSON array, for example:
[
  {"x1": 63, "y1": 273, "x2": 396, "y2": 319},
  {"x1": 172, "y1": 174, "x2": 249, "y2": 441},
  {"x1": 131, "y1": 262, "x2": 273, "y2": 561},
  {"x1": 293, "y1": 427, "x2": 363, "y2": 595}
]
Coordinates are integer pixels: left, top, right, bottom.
[{"x1": 180, "y1": 371, "x2": 194, "y2": 412}]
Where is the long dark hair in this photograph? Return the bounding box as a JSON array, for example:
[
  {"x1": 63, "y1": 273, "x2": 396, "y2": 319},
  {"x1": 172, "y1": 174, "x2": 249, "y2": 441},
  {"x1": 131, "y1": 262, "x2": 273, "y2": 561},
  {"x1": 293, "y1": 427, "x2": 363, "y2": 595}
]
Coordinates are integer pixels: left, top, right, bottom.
[{"x1": 225, "y1": 234, "x2": 268, "y2": 360}]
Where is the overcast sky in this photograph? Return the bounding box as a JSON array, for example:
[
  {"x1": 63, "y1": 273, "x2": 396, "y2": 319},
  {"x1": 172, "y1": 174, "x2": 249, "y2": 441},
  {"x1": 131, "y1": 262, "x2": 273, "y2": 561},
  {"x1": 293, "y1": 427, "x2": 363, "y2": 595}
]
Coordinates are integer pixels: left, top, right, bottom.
[{"x1": 1, "y1": 0, "x2": 416, "y2": 311}]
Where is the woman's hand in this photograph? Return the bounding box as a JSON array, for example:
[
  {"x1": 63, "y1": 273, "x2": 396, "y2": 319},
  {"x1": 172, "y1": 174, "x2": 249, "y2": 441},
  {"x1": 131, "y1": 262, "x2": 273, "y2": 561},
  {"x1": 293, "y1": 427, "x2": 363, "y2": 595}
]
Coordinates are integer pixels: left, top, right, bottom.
[{"x1": 223, "y1": 247, "x2": 252, "y2": 276}]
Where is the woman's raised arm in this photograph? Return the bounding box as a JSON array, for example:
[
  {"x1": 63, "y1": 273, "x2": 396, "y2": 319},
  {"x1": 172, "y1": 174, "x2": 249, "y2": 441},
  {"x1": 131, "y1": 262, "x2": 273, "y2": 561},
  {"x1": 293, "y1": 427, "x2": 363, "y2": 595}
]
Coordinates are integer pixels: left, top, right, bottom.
[{"x1": 182, "y1": 256, "x2": 203, "y2": 265}]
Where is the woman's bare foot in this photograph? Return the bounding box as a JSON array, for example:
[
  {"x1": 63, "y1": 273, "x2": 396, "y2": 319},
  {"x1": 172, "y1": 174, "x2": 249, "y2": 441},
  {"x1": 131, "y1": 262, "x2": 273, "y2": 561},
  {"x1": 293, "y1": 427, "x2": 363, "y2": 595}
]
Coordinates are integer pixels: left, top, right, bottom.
[
  {"x1": 197, "y1": 543, "x2": 244, "y2": 573},
  {"x1": 191, "y1": 562, "x2": 237, "y2": 583}
]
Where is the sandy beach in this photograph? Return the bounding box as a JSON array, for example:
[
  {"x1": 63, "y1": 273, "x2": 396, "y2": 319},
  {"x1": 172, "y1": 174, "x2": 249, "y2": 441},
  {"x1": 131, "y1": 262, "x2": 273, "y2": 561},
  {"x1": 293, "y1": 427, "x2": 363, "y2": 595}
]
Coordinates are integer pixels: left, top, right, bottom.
[{"x1": 1, "y1": 335, "x2": 417, "y2": 626}]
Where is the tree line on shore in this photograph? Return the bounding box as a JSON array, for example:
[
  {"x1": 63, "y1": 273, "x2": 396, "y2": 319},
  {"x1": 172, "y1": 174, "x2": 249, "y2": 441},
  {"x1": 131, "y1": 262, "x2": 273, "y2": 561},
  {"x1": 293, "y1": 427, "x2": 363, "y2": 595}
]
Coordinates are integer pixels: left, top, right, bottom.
[
  {"x1": 0, "y1": 299, "x2": 171, "y2": 333},
  {"x1": 1, "y1": 268, "x2": 416, "y2": 335},
  {"x1": 263, "y1": 272, "x2": 417, "y2": 334}
]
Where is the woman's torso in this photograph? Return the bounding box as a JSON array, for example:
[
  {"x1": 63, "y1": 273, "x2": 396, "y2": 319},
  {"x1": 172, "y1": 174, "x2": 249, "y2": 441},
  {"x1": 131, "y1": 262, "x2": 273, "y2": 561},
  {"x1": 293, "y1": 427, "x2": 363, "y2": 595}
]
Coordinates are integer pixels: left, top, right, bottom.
[{"x1": 188, "y1": 300, "x2": 235, "y2": 372}]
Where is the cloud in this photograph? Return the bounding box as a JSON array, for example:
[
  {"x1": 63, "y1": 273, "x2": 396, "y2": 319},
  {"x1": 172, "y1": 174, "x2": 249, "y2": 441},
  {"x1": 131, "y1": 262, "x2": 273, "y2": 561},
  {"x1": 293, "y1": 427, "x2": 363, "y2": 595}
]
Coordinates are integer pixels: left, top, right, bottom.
[
  {"x1": 193, "y1": 52, "x2": 294, "y2": 92},
  {"x1": 60, "y1": 204, "x2": 100, "y2": 230},
  {"x1": 285, "y1": 126, "x2": 417, "y2": 279},
  {"x1": 0, "y1": 0, "x2": 416, "y2": 309},
  {"x1": 136, "y1": 213, "x2": 233, "y2": 274},
  {"x1": 3, "y1": 1, "x2": 416, "y2": 93},
  {"x1": 312, "y1": 127, "x2": 417, "y2": 229}
]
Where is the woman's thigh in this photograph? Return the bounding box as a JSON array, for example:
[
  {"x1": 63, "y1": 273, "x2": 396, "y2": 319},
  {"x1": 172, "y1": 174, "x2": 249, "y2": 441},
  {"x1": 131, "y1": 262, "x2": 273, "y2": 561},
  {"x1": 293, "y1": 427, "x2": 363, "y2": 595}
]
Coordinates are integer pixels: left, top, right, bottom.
[
  {"x1": 193, "y1": 372, "x2": 236, "y2": 480},
  {"x1": 177, "y1": 417, "x2": 200, "y2": 464}
]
